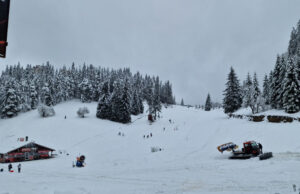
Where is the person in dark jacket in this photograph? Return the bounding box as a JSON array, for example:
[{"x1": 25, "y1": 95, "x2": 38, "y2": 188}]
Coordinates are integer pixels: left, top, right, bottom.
[
  {"x1": 258, "y1": 143, "x2": 263, "y2": 154},
  {"x1": 17, "y1": 163, "x2": 21, "y2": 173},
  {"x1": 8, "y1": 163, "x2": 12, "y2": 172}
]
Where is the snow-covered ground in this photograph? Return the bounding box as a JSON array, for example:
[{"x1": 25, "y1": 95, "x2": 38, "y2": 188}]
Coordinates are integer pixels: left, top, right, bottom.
[{"x1": 0, "y1": 101, "x2": 300, "y2": 194}]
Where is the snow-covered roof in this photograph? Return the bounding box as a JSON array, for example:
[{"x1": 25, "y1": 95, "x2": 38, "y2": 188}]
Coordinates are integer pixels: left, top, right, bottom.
[{"x1": 0, "y1": 141, "x2": 55, "y2": 154}]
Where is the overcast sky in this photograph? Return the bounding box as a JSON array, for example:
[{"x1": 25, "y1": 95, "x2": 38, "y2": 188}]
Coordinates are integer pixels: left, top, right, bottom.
[{"x1": 1, "y1": 0, "x2": 300, "y2": 105}]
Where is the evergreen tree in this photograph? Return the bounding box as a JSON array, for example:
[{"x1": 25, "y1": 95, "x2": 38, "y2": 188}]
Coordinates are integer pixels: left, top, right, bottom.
[
  {"x1": 268, "y1": 71, "x2": 274, "y2": 106},
  {"x1": 29, "y1": 82, "x2": 38, "y2": 109},
  {"x1": 92, "y1": 72, "x2": 101, "y2": 101},
  {"x1": 223, "y1": 67, "x2": 242, "y2": 113},
  {"x1": 296, "y1": 56, "x2": 300, "y2": 82},
  {"x1": 288, "y1": 27, "x2": 298, "y2": 57},
  {"x1": 79, "y1": 78, "x2": 92, "y2": 103},
  {"x1": 111, "y1": 79, "x2": 131, "y2": 123},
  {"x1": 96, "y1": 81, "x2": 112, "y2": 120},
  {"x1": 180, "y1": 98, "x2": 184, "y2": 106},
  {"x1": 41, "y1": 83, "x2": 53, "y2": 106},
  {"x1": 242, "y1": 73, "x2": 253, "y2": 108},
  {"x1": 271, "y1": 55, "x2": 286, "y2": 109},
  {"x1": 250, "y1": 72, "x2": 261, "y2": 113},
  {"x1": 144, "y1": 78, "x2": 154, "y2": 114},
  {"x1": 205, "y1": 93, "x2": 212, "y2": 111},
  {"x1": 130, "y1": 89, "x2": 141, "y2": 115},
  {"x1": 152, "y1": 76, "x2": 162, "y2": 120},
  {"x1": 138, "y1": 94, "x2": 144, "y2": 114},
  {"x1": 282, "y1": 58, "x2": 300, "y2": 113},
  {"x1": 262, "y1": 74, "x2": 270, "y2": 105},
  {"x1": 0, "y1": 63, "x2": 176, "y2": 120},
  {"x1": 1, "y1": 85, "x2": 20, "y2": 118}
]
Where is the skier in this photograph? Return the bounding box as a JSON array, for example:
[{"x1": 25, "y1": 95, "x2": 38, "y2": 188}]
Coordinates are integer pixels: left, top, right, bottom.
[
  {"x1": 8, "y1": 163, "x2": 12, "y2": 172},
  {"x1": 258, "y1": 143, "x2": 263, "y2": 154},
  {"x1": 64, "y1": 115, "x2": 67, "y2": 119},
  {"x1": 150, "y1": 133, "x2": 152, "y2": 137},
  {"x1": 17, "y1": 163, "x2": 21, "y2": 173}
]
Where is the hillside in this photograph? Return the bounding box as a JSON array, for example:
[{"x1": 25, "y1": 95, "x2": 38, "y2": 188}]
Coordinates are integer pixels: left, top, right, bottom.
[{"x1": 0, "y1": 101, "x2": 300, "y2": 194}]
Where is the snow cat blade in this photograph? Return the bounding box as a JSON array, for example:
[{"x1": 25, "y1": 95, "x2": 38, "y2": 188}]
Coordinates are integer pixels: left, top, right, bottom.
[{"x1": 217, "y1": 142, "x2": 238, "y2": 153}]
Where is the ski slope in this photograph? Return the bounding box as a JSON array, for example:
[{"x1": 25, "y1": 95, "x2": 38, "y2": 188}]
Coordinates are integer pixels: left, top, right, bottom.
[{"x1": 0, "y1": 101, "x2": 300, "y2": 194}]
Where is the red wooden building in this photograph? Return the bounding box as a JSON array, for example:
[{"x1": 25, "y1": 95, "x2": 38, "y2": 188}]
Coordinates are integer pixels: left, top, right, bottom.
[{"x1": 0, "y1": 142, "x2": 55, "y2": 163}]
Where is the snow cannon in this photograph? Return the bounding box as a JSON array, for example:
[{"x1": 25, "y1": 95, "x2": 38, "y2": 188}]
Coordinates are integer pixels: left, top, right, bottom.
[
  {"x1": 76, "y1": 155, "x2": 86, "y2": 167},
  {"x1": 217, "y1": 142, "x2": 238, "y2": 153}
]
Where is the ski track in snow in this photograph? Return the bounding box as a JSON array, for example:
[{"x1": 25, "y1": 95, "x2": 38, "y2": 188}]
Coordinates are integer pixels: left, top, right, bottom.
[{"x1": 0, "y1": 101, "x2": 300, "y2": 194}]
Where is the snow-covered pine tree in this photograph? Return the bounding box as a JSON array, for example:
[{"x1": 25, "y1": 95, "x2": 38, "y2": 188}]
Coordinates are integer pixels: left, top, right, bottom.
[
  {"x1": 270, "y1": 55, "x2": 285, "y2": 109},
  {"x1": 121, "y1": 78, "x2": 132, "y2": 123},
  {"x1": 130, "y1": 88, "x2": 141, "y2": 115},
  {"x1": 278, "y1": 56, "x2": 287, "y2": 106},
  {"x1": 111, "y1": 78, "x2": 131, "y2": 123},
  {"x1": 223, "y1": 67, "x2": 242, "y2": 113},
  {"x1": 92, "y1": 71, "x2": 102, "y2": 101},
  {"x1": 296, "y1": 56, "x2": 300, "y2": 82},
  {"x1": 138, "y1": 93, "x2": 144, "y2": 114},
  {"x1": 262, "y1": 74, "x2": 270, "y2": 105},
  {"x1": 282, "y1": 57, "x2": 300, "y2": 113},
  {"x1": 250, "y1": 72, "x2": 261, "y2": 114},
  {"x1": 152, "y1": 76, "x2": 162, "y2": 120},
  {"x1": 1, "y1": 85, "x2": 20, "y2": 118},
  {"x1": 96, "y1": 81, "x2": 112, "y2": 120},
  {"x1": 29, "y1": 82, "x2": 38, "y2": 109},
  {"x1": 54, "y1": 72, "x2": 65, "y2": 103},
  {"x1": 180, "y1": 98, "x2": 184, "y2": 106},
  {"x1": 242, "y1": 73, "x2": 253, "y2": 108},
  {"x1": 205, "y1": 93, "x2": 212, "y2": 111},
  {"x1": 132, "y1": 72, "x2": 144, "y2": 114},
  {"x1": 268, "y1": 70, "x2": 274, "y2": 105},
  {"x1": 79, "y1": 78, "x2": 92, "y2": 103},
  {"x1": 0, "y1": 63, "x2": 176, "y2": 120},
  {"x1": 41, "y1": 83, "x2": 53, "y2": 107},
  {"x1": 18, "y1": 78, "x2": 31, "y2": 112},
  {"x1": 144, "y1": 77, "x2": 154, "y2": 114},
  {"x1": 160, "y1": 81, "x2": 174, "y2": 105},
  {"x1": 288, "y1": 26, "x2": 298, "y2": 57}
]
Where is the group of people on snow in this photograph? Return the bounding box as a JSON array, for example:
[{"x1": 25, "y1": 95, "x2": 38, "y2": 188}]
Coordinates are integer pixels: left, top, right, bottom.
[
  {"x1": 143, "y1": 133, "x2": 153, "y2": 139},
  {"x1": 6, "y1": 163, "x2": 21, "y2": 173}
]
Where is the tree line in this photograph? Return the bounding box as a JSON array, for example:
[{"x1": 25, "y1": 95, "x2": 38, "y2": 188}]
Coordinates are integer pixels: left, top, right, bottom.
[
  {"x1": 223, "y1": 19, "x2": 300, "y2": 114},
  {"x1": 0, "y1": 62, "x2": 176, "y2": 123}
]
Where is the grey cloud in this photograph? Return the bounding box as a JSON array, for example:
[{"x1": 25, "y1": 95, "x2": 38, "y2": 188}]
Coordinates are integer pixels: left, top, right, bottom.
[{"x1": 1, "y1": 0, "x2": 300, "y2": 105}]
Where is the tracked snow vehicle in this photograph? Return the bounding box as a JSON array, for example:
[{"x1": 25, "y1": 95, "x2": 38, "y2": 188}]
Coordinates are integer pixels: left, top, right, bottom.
[{"x1": 217, "y1": 141, "x2": 272, "y2": 160}]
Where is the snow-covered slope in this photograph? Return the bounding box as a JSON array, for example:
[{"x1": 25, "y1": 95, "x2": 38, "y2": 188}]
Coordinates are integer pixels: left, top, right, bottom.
[{"x1": 0, "y1": 101, "x2": 300, "y2": 194}]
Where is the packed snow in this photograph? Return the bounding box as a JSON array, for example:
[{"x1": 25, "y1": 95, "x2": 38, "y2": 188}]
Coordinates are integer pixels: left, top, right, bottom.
[{"x1": 0, "y1": 101, "x2": 300, "y2": 194}]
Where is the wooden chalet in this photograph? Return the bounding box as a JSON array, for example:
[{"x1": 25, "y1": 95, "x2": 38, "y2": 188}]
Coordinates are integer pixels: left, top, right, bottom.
[{"x1": 0, "y1": 142, "x2": 55, "y2": 163}]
